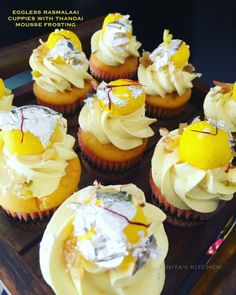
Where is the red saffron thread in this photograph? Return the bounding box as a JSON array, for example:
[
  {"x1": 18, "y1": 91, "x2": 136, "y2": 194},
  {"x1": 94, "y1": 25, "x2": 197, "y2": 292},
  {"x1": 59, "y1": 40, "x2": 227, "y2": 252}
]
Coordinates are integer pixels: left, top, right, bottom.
[
  {"x1": 107, "y1": 88, "x2": 112, "y2": 109},
  {"x1": 107, "y1": 82, "x2": 142, "y2": 89},
  {"x1": 103, "y1": 207, "x2": 150, "y2": 228},
  {"x1": 20, "y1": 109, "x2": 25, "y2": 143},
  {"x1": 54, "y1": 33, "x2": 69, "y2": 39},
  {"x1": 106, "y1": 81, "x2": 142, "y2": 110},
  {"x1": 190, "y1": 128, "x2": 218, "y2": 136}
]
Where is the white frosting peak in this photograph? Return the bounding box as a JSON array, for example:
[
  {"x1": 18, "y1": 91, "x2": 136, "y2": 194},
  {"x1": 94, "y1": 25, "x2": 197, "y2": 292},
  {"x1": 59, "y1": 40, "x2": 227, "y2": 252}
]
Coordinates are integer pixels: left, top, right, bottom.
[
  {"x1": 91, "y1": 15, "x2": 141, "y2": 66},
  {"x1": 79, "y1": 99, "x2": 156, "y2": 150},
  {"x1": 204, "y1": 85, "x2": 236, "y2": 132},
  {"x1": 30, "y1": 37, "x2": 92, "y2": 93},
  {"x1": 151, "y1": 129, "x2": 236, "y2": 213}
]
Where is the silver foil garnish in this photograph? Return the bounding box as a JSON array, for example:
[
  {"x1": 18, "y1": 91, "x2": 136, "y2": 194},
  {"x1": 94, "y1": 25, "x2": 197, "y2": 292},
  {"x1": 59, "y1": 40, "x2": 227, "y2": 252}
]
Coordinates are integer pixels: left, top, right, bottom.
[
  {"x1": 97, "y1": 81, "x2": 128, "y2": 107},
  {"x1": 191, "y1": 116, "x2": 201, "y2": 124},
  {"x1": 0, "y1": 105, "x2": 66, "y2": 147},
  {"x1": 208, "y1": 118, "x2": 235, "y2": 148},
  {"x1": 150, "y1": 39, "x2": 183, "y2": 70},
  {"x1": 46, "y1": 38, "x2": 88, "y2": 69},
  {"x1": 72, "y1": 202, "x2": 130, "y2": 269},
  {"x1": 96, "y1": 81, "x2": 142, "y2": 109},
  {"x1": 187, "y1": 118, "x2": 235, "y2": 148},
  {"x1": 84, "y1": 93, "x2": 96, "y2": 109},
  {"x1": 71, "y1": 187, "x2": 160, "y2": 274},
  {"x1": 103, "y1": 15, "x2": 132, "y2": 48},
  {"x1": 131, "y1": 234, "x2": 159, "y2": 275}
]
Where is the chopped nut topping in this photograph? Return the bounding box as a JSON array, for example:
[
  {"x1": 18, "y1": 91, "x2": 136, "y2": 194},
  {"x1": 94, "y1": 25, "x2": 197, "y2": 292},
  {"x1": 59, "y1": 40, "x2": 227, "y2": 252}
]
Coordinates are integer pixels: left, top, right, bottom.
[
  {"x1": 178, "y1": 123, "x2": 188, "y2": 135},
  {"x1": 139, "y1": 51, "x2": 153, "y2": 68},
  {"x1": 159, "y1": 127, "x2": 169, "y2": 137},
  {"x1": 162, "y1": 135, "x2": 180, "y2": 153},
  {"x1": 64, "y1": 237, "x2": 81, "y2": 269},
  {"x1": 224, "y1": 162, "x2": 236, "y2": 173},
  {"x1": 183, "y1": 65, "x2": 193, "y2": 73},
  {"x1": 213, "y1": 81, "x2": 233, "y2": 93}
]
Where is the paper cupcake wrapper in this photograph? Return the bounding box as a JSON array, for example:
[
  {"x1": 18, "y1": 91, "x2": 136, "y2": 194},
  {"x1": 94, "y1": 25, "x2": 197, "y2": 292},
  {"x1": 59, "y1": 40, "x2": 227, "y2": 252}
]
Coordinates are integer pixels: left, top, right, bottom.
[
  {"x1": 66, "y1": 115, "x2": 79, "y2": 129},
  {"x1": 78, "y1": 130, "x2": 142, "y2": 173},
  {"x1": 149, "y1": 173, "x2": 224, "y2": 227},
  {"x1": 80, "y1": 156, "x2": 139, "y2": 184},
  {"x1": 3, "y1": 207, "x2": 57, "y2": 222},
  {"x1": 145, "y1": 102, "x2": 186, "y2": 119},
  {"x1": 89, "y1": 60, "x2": 136, "y2": 82},
  {"x1": 36, "y1": 98, "x2": 85, "y2": 115}
]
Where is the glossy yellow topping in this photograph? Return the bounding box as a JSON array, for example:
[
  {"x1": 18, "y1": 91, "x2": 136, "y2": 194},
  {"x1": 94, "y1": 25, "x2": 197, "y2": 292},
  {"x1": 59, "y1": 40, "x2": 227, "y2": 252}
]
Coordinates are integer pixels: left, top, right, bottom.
[
  {"x1": 103, "y1": 79, "x2": 145, "y2": 115},
  {"x1": 124, "y1": 205, "x2": 148, "y2": 244},
  {"x1": 102, "y1": 13, "x2": 132, "y2": 37},
  {"x1": 45, "y1": 29, "x2": 82, "y2": 51},
  {"x1": 171, "y1": 42, "x2": 190, "y2": 68},
  {"x1": 179, "y1": 121, "x2": 232, "y2": 169},
  {"x1": 102, "y1": 13, "x2": 122, "y2": 31},
  {"x1": 2, "y1": 123, "x2": 61, "y2": 156},
  {"x1": 0, "y1": 78, "x2": 5, "y2": 99},
  {"x1": 50, "y1": 124, "x2": 62, "y2": 143},
  {"x1": 116, "y1": 254, "x2": 135, "y2": 273},
  {"x1": 2, "y1": 130, "x2": 45, "y2": 155},
  {"x1": 163, "y1": 29, "x2": 190, "y2": 68},
  {"x1": 232, "y1": 82, "x2": 236, "y2": 101}
]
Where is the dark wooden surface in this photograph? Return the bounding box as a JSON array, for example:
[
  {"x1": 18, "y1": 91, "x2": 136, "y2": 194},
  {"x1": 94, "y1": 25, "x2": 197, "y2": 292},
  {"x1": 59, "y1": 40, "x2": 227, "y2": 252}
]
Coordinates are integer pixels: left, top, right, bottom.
[
  {"x1": 189, "y1": 228, "x2": 236, "y2": 295},
  {"x1": 0, "y1": 17, "x2": 235, "y2": 295}
]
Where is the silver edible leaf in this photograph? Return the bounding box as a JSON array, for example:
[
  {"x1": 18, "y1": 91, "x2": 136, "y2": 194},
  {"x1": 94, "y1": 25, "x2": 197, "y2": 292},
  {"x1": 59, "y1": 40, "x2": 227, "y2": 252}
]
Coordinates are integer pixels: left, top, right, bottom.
[
  {"x1": 96, "y1": 81, "x2": 142, "y2": 109},
  {"x1": 71, "y1": 187, "x2": 159, "y2": 274},
  {"x1": 131, "y1": 234, "x2": 160, "y2": 275},
  {"x1": 72, "y1": 203, "x2": 129, "y2": 269},
  {"x1": 208, "y1": 118, "x2": 235, "y2": 148},
  {"x1": 0, "y1": 105, "x2": 66, "y2": 147}
]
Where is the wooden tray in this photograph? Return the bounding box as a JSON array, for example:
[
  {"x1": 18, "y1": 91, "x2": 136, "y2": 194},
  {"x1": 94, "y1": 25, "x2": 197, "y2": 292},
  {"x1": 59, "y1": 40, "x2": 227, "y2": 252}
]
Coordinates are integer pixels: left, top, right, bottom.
[{"x1": 0, "y1": 17, "x2": 235, "y2": 295}]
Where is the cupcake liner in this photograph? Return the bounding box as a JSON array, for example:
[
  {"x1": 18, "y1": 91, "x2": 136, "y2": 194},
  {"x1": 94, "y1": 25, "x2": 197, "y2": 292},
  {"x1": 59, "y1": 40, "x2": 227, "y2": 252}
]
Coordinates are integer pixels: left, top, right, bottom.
[
  {"x1": 89, "y1": 60, "x2": 136, "y2": 82},
  {"x1": 80, "y1": 156, "x2": 139, "y2": 184},
  {"x1": 36, "y1": 98, "x2": 85, "y2": 115},
  {"x1": 66, "y1": 114, "x2": 79, "y2": 129},
  {"x1": 145, "y1": 102, "x2": 186, "y2": 119},
  {"x1": 149, "y1": 173, "x2": 224, "y2": 227},
  {"x1": 78, "y1": 130, "x2": 142, "y2": 173},
  {"x1": 3, "y1": 207, "x2": 57, "y2": 222}
]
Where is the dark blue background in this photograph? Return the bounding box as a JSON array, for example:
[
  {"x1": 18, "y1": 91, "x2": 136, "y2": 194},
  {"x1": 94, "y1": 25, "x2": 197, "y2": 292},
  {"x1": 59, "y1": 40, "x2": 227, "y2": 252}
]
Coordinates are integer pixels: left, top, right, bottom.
[{"x1": 1, "y1": 0, "x2": 236, "y2": 85}]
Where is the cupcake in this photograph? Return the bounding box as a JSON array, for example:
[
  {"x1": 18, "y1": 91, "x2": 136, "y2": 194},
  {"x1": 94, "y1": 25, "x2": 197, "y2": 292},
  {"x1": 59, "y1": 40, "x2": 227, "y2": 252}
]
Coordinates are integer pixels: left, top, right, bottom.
[
  {"x1": 204, "y1": 81, "x2": 236, "y2": 132},
  {"x1": 150, "y1": 119, "x2": 236, "y2": 227},
  {"x1": 138, "y1": 29, "x2": 201, "y2": 118},
  {"x1": 89, "y1": 13, "x2": 141, "y2": 81},
  {"x1": 30, "y1": 29, "x2": 93, "y2": 115},
  {"x1": 0, "y1": 78, "x2": 14, "y2": 112},
  {"x1": 78, "y1": 79, "x2": 156, "y2": 179},
  {"x1": 0, "y1": 105, "x2": 81, "y2": 221},
  {"x1": 40, "y1": 182, "x2": 168, "y2": 295}
]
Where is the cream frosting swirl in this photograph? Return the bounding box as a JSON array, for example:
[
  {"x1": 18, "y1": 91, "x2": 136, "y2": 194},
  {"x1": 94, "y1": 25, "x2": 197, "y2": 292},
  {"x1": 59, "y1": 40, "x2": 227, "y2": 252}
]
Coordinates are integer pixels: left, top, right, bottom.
[
  {"x1": 0, "y1": 123, "x2": 77, "y2": 198},
  {"x1": 138, "y1": 62, "x2": 200, "y2": 97},
  {"x1": 40, "y1": 184, "x2": 168, "y2": 295},
  {"x1": 0, "y1": 87, "x2": 14, "y2": 112},
  {"x1": 138, "y1": 30, "x2": 201, "y2": 97},
  {"x1": 204, "y1": 85, "x2": 236, "y2": 132},
  {"x1": 91, "y1": 15, "x2": 141, "y2": 66},
  {"x1": 151, "y1": 129, "x2": 236, "y2": 213},
  {"x1": 30, "y1": 38, "x2": 92, "y2": 93},
  {"x1": 79, "y1": 98, "x2": 156, "y2": 150}
]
